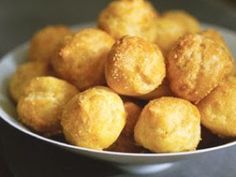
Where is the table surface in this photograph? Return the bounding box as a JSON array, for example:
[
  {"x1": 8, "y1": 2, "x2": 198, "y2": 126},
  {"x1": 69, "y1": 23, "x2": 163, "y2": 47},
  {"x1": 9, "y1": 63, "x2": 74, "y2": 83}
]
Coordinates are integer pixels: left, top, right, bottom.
[{"x1": 0, "y1": 0, "x2": 236, "y2": 177}]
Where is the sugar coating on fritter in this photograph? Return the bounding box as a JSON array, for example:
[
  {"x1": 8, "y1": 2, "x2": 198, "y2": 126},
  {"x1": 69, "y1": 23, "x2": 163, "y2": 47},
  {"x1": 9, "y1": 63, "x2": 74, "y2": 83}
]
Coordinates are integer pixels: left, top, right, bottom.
[
  {"x1": 137, "y1": 78, "x2": 173, "y2": 100},
  {"x1": 9, "y1": 62, "x2": 50, "y2": 102},
  {"x1": 197, "y1": 76, "x2": 236, "y2": 137},
  {"x1": 52, "y1": 28, "x2": 115, "y2": 90},
  {"x1": 163, "y1": 10, "x2": 200, "y2": 34},
  {"x1": 105, "y1": 36, "x2": 166, "y2": 96},
  {"x1": 61, "y1": 86, "x2": 126, "y2": 150},
  {"x1": 134, "y1": 97, "x2": 201, "y2": 153},
  {"x1": 153, "y1": 18, "x2": 186, "y2": 55},
  {"x1": 17, "y1": 76, "x2": 78, "y2": 136},
  {"x1": 29, "y1": 25, "x2": 71, "y2": 64},
  {"x1": 109, "y1": 102, "x2": 143, "y2": 152},
  {"x1": 167, "y1": 33, "x2": 233, "y2": 103},
  {"x1": 98, "y1": 0, "x2": 158, "y2": 42}
]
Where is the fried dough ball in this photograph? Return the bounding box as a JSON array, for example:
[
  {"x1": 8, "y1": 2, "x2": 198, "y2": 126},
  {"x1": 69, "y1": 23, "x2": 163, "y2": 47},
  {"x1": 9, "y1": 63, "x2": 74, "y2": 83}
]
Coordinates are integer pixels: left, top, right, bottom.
[
  {"x1": 137, "y1": 78, "x2": 173, "y2": 100},
  {"x1": 163, "y1": 10, "x2": 200, "y2": 33},
  {"x1": 29, "y1": 25, "x2": 71, "y2": 64},
  {"x1": 9, "y1": 62, "x2": 50, "y2": 102},
  {"x1": 167, "y1": 34, "x2": 233, "y2": 103},
  {"x1": 134, "y1": 97, "x2": 201, "y2": 152},
  {"x1": 109, "y1": 102, "x2": 142, "y2": 152},
  {"x1": 98, "y1": 0, "x2": 158, "y2": 42},
  {"x1": 106, "y1": 36, "x2": 166, "y2": 96},
  {"x1": 197, "y1": 76, "x2": 236, "y2": 137},
  {"x1": 61, "y1": 86, "x2": 126, "y2": 150},
  {"x1": 154, "y1": 18, "x2": 186, "y2": 55},
  {"x1": 52, "y1": 28, "x2": 115, "y2": 90},
  {"x1": 17, "y1": 76, "x2": 78, "y2": 135}
]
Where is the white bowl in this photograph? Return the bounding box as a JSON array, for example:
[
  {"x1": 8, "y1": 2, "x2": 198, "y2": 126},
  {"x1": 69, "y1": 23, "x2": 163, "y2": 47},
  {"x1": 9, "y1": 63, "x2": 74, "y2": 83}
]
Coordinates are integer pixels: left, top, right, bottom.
[{"x1": 0, "y1": 23, "x2": 236, "y2": 174}]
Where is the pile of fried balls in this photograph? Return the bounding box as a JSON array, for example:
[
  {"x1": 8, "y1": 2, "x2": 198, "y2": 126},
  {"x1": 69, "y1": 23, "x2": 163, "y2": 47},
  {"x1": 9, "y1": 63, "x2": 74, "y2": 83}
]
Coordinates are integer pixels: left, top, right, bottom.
[{"x1": 9, "y1": 0, "x2": 236, "y2": 153}]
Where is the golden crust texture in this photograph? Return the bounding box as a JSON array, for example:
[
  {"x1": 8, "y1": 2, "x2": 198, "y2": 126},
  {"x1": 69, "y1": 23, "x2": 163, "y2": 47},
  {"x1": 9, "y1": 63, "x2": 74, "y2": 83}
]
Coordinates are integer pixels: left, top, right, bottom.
[
  {"x1": 134, "y1": 97, "x2": 201, "y2": 152},
  {"x1": 105, "y1": 36, "x2": 166, "y2": 96},
  {"x1": 61, "y1": 86, "x2": 126, "y2": 150},
  {"x1": 167, "y1": 34, "x2": 234, "y2": 103},
  {"x1": 97, "y1": 0, "x2": 158, "y2": 42},
  {"x1": 200, "y1": 29, "x2": 235, "y2": 72},
  {"x1": 109, "y1": 102, "x2": 143, "y2": 152},
  {"x1": 52, "y1": 28, "x2": 115, "y2": 90},
  {"x1": 154, "y1": 18, "x2": 186, "y2": 55},
  {"x1": 29, "y1": 25, "x2": 71, "y2": 64},
  {"x1": 197, "y1": 76, "x2": 236, "y2": 137},
  {"x1": 163, "y1": 10, "x2": 200, "y2": 34},
  {"x1": 17, "y1": 76, "x2": 78, "y2": 135},
  {"x1": 9, "y1": 62, "x2": 50, "y2": 102},
  {"x1": 137, "y1": 78, "x2": 173, "y2": 100}
]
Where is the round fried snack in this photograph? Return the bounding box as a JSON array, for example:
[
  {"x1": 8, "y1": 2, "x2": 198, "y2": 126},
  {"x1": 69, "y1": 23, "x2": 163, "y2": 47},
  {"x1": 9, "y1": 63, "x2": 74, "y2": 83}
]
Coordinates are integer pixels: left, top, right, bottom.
[
  {"x1": 167, "y1": 34, "x2": 233, "y2": 103},
  {"x1": 163, "y1": 10, "x2": 200, "y2": 33},
  {"x1": 29, "y1": 25, "x2": 71, "y2": 64},
  {"x1": 109, "y1": 102, "x2": 142, "y2": 152},
  {"x1": 17, "y1": 76, "x2": 78, "y2": 135},
  {"x1": 137, "y1": 78, "x2": 173, "y2": 100},
  {"x1": 105, "y1": 36, "x2": 166, "y2": 96},
  {"x1": 154, "y1": 18, "x2": 186, "y2": 55},
  {"x1": 9, "y1": 62, "x2": 50, "y2": 102},
  {"x1": 197, "y1": 76, "x2": 236, "y2": 137},
  {"x1": 52, "y1": 28, "x2": 115, "y2": 90},
  {"x1": 97, "y1": 0, "x2": 158, "y2": 42},
  {"x1": 134, "y1": 97, "x2": 201, "y2": 153},
  {"x1": 61, "y1": 86, "x2": 126, "y2": 150}
]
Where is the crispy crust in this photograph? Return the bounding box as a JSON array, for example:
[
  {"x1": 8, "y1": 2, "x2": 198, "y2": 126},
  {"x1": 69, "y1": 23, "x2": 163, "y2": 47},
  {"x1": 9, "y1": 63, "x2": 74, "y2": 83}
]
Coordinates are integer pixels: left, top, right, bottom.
[
  {"x1": 29, "y1": 25, "x2": 71, "y2": 64},
  {"x1": 197, "y1": 76, "x2": 236, "y2": 137},
  {"x1": 167, "y1": 33, "x2": 233, "y2": 103},
  {"x1": 9, "y1": 62, "x2": 50, "y2": 102},
  {"x1": 97, "y1": 0, "x2": 159, "y2": 42},
  {"x1": 61, "y1": 86, "x2": 126, "y2": 150},
  {"x1": 105, "y1": 36, "x2": 166, "y2": 96},
  {"x1": 134, "y1": 97, "x2": 201, "y2": 152},
  {"x1": 137, "y1": 78, "x2": 173, "y2": 100},
  {"x1": 17, "y1": 76, "x2": 78, "y2": 136},
  {"x1": 52, "y1": 28, "x2": 115, "y2": 90}
]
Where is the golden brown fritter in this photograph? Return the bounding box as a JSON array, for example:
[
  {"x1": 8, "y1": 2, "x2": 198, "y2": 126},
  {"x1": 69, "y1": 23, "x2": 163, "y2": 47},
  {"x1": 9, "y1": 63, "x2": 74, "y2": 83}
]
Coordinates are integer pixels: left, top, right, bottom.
[
  {"x1": 17, "y1": 76, "x2": 78, "y2": 136},
  {"x1": 109, "y1": 102, "x2": 143, "y2": 152},
  {"x1": 134, "y1": 97, "x2": 201, "y2": 152},
  {"x1": 61, "y1": 86, "x2": 126, "y2": 150},
  {"x1": 163, "y1": 10, "x2": 200, "y2": 33},
  {"x1": 97, "y1": 0, "x2": 159, "y2": 42},
  {"x1": 198, "y1": 76, "x2": 236, "y2": 137},
  {"x1": 167, "y1": 33, "x2": 233, "y2": 103},
  {"x1": 29, "y1": 25, "x2": 71, "y2": 64},
  {"x1": 52, "y1": 28, "x2": 115, "y2": 90},
  {"x1": 105, "y1": 36, "x2": 166, "y2": 96},
  {"x1": 9, "y1": 62, "x2": 50, "y2": 102}
]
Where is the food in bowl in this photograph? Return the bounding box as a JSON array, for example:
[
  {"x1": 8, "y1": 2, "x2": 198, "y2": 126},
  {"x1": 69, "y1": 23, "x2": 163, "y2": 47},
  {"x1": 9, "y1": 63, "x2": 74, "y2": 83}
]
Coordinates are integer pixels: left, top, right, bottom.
[
  {"x1": 7, "y1": 0, "x2": 236, "y2": 153},
  {"x1": 17, "y1": 76, "x2": 78, "y2": 135}
]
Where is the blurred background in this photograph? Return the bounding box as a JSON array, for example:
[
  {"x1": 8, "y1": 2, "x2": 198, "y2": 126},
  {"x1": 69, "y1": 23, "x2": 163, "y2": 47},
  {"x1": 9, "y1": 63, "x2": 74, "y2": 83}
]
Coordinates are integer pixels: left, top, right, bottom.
[{"x1": 0, "y1": 0, "x2": 236, "y2": 177}]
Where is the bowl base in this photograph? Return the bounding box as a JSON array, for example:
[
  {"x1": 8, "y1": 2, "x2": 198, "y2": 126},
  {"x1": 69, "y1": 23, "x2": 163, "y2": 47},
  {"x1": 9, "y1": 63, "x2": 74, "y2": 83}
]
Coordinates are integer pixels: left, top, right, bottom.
[{"x1": 116, "y1": 162, "x2": 174, "y2": 174}]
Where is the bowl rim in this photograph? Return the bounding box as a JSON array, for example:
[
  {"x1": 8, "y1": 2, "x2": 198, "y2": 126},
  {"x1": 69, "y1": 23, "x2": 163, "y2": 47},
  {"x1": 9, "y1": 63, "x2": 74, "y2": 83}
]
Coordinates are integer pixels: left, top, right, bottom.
[{"x1": 0, "y1": 22, "x2": 236, "y2": 158}]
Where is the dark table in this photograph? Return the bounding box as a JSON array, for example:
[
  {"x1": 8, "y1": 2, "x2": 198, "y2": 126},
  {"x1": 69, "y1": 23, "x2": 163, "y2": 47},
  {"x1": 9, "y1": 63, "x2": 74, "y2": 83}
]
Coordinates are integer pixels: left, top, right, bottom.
[{"x1": 0, "y1": 0, "x2": 236, "y2": 176}]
